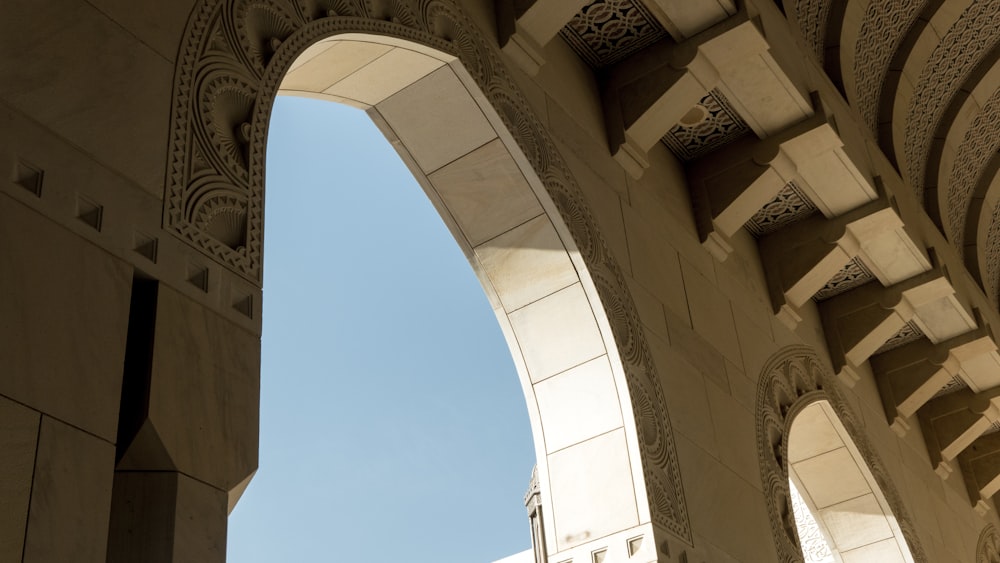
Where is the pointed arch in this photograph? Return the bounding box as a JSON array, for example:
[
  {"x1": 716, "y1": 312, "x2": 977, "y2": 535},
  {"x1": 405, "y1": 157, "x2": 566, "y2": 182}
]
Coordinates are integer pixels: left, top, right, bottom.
[
  {"x1": 163, "y1": 0, "x2": 691, "y2": 558},
  {"x1": 755, "y1": 345, "x2": 928, "y2": 562}
]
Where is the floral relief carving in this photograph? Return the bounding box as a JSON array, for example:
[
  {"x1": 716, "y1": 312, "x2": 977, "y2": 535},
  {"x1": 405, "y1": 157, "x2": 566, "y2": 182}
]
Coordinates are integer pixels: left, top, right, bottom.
[
  {"x1": 902, "y1": 0, "x2": 1000, "y2": 200},
  {"x1": 167, "y1": 0, "x2": 690, "y2": 542},
  {"x1": 756, "y1": 346, "x2": 928, "y2": 563}
]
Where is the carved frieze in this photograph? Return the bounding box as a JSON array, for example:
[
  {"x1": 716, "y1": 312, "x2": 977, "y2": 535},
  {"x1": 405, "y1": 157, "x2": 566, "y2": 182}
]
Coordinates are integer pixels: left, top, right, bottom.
[
  {"x1": 902, "y1": 0, "x2": 1000, "y2": 199},
  {"x1": 661, "y1": 89, "x2": 751, "y2": 161},
  {"x1": 946, "y1": 88, "x2": 1000, "y2": 250},
  {"x1": 559, "y1": 0, "x2": 667, "y2": 68},
  {"x1": 852, "y1": 0, "x2": 927, "y2": 133},
  {"x1": 791, "y1": 0, "x2": 832, "y2": 61},
  {"x1": 813, "y1": 256, "x2": 876, "y2": 302},
  {"x1": 744, "y1": 181, "x2": 817, "y2": 238}
]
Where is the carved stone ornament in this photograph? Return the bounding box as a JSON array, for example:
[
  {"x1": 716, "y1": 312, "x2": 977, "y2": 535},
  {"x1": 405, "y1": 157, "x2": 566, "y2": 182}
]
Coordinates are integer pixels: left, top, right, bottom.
[
  {"x1": 661, "y1": 89, "x2": 751, "y2": 162},
  {"x1": 902, "y1": 0, "x2": 1000, "y2": 200},
  {"x1": 559, "y1": 0, "x2": 668, "y2": 68},
  {"x1": 791, "y1": 0, "x2": 833, "y2": 62},
  {"x1": 852, "y1": 0, "x2": 927, "y2": 133},
  {"x1": 978, "y1": 524, "x2": 1000, "y2": 563},
  {"x1": 744, "y1": 181, "x2": 817, "y2": 238},
  {"x1": 165, "y1": 0, "x2": 690, "y2": 543},
  {"x1": 755, "y1": 346, "x2": 928, "y2": 563},
  {"x1": 946, "y1": 87, "x2": 1000, "y2": 251},
  {"x1": 986, "y1": 205, "x2": 1000, "y2": 307}
]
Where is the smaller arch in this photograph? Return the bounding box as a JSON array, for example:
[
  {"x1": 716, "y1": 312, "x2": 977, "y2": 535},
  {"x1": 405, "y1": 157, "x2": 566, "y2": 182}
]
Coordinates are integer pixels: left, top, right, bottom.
[
  {"x1": 269, "y1": 24, "x2": 688, "y2": 559},
  {"x1": 788, "y1": 401, "x2": 915, "y2": 562},
  {"x1": 755, "y1": 346, "x2": 928, "y2": 563},
  {"x1": 978, "y1": 524, "x2": 1000, "y2": 563}
]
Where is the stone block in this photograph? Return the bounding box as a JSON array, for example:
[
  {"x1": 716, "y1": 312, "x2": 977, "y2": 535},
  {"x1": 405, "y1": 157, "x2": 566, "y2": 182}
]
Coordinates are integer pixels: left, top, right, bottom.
[
  {"x1": 0, "y1": 195, "x2": 131, "y2": 441},
  {"x1": 0, "y1": 395, "x2": 39, "y2": 562},
  {"x1": 23, "y1": 417, "x2": 115, "y2": 563}
]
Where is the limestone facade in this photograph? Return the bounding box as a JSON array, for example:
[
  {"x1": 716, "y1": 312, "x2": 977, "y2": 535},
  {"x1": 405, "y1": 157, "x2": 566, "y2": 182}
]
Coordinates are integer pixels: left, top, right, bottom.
[{"x1": 5, "y1": 0, "x2": 1000, "y2": 561}]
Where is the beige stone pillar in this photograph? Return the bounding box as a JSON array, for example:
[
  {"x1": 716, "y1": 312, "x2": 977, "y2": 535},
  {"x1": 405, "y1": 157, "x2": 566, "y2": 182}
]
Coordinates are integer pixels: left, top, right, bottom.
[
  {"x1": 108, "y1": 280, "x2": 259, "y2": 562},
  {"x1": 107, "y1": 472, "x2": 228, "y2": 563}
]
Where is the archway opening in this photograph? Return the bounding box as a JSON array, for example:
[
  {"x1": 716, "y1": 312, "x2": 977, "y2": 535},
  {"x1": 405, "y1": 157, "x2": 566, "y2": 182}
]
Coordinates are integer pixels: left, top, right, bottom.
[
  {"x1": 788, "y1": 401, "x2": 915, "y2": 563},
  {"x1": 225, "y1": 94, "x2": 536, "y2": 561},
  {"x1": 225, "y1": 32, "x2": 655, "y2": 562}
]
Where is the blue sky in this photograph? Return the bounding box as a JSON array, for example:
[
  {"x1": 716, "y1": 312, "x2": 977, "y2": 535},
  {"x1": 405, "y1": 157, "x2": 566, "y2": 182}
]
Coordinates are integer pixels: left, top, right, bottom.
[{"x1": 225, "y1": 95, "x2": 535, "y2": 562}]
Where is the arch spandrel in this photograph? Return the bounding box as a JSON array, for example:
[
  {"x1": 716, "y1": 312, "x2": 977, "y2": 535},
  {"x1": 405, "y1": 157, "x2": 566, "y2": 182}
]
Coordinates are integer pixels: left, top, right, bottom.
[
  {"x1": 755, "y1": 345, "x2": 928, "y2": 563},
  {"x1": 164, "y1": 0, "x2": 691, "y2": 557}
]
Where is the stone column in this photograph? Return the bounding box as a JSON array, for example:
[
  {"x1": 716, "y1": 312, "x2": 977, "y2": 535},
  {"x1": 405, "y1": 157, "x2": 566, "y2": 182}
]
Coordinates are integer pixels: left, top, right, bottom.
[{"x1": 106, "y1": 281, "x2": 259, "y2": 563}]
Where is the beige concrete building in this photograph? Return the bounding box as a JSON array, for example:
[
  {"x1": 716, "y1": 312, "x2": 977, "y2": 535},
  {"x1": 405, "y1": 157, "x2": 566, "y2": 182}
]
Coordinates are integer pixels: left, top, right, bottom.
[{"x1": 7, "y1": 0, "x2": 1000, "y2": 561}]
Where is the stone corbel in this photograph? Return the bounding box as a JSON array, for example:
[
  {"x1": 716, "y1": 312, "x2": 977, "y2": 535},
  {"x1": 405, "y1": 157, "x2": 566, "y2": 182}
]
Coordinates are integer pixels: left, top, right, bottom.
[
  {"x1": 602, "y1": 11, "x2": 769, "y2": 178},
  {"x1": 958, "y1": 431, "x2": 1000, "y2": 515},
  {"x1": 687, "y1": 104, "x2": 842, "y2": 261},
  {"x1": 495, "y1": 0, "x2": 590, "y2": 75},
  {"x1": 919, "y1": 388, "x2": 1000, "y2": 480},
  {"x1": 759, "y1": 184, "x2": 898, "y2": 329},
  {"x1": 820, "y1": 268, "x2": 953, "y2": 387},
  {"x1": 872, "y1": 322, "x2": 995, "y2": 437}
]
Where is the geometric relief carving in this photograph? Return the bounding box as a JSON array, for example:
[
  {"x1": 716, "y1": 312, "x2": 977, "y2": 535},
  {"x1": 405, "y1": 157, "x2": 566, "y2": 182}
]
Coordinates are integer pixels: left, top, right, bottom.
[
  {"x1": 874, "y1": 320, "x2": 925, "y2": 355},
  {"x1": 813, "y1": 256, "x2": 875, "y2": 302},
  {"x1": 168, "y1": 0, "x2": 690, "y2": 542},
  {"x1": 978, "y1": 524, "x2": 1000, "y2": 563},
  {"x1": 902, "y1": 0, "x2": 1000, "y2": 200},
  {"x1": 932, "y1": 375, "x2": 968, "y2": 399},
  {"x1": 946, "y1": 88, "x2": 1000, "y2": 251},
  {"x1": 982, "y1": 419, "x2": 1000, "y2": 437},
  {"x1": 559, "y1": 0, "x2": 668, "y2": 68},
  {"x1": 985, "y1": 208, "x2": 1000, "y2": 308},
  {"x1": 791, "y1": 0, "x2": 833, "y2": 61},
  {"x1": 744, "y1": 181, "x2": 818, "y2": 238},
  {"x1": 661, "y1": 89, "x2": 751, "y2": 162},
  {"x1": 756, "y1": 346, "x2": 928, "y2": 563},
  {"x1": 853, "y1": 0, "x2": 927, "y2": 133}
]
